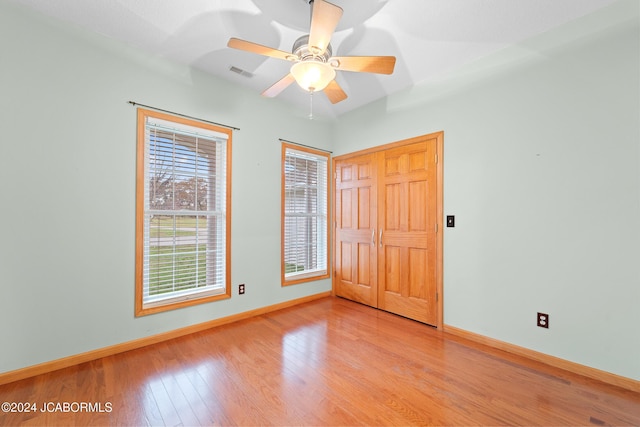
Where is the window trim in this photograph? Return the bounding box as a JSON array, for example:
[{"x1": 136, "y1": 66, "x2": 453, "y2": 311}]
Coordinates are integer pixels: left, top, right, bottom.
[
  {"x1": 281, "y1": 142, "x2": 330, "y2": 286},
  {"x1": 135, "y1": 108, "x2": 232, "y2": 316}
]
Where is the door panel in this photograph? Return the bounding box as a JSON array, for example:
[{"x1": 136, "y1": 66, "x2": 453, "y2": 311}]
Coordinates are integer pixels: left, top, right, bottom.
[
  {"x1": 408, "y1": 248, "x2": 427, "y2": 299},
  {"x1": 357, "y1": 243, "x2": 371, "y2": 286},
  {"x1": 358, "y1": 187, "x2": 371, "y2": 229},
  {"x1": 409, "y1": 181, "x2": 427, "y2": 231},
  {"x1": 334, "y1": 154, "x2": 378, "y2": 307},
  {"x1": 340, "y1": 242, "x2": 352, "y2": 282},
  {"x1": 384, "y1": 184, "x2": 401, "y2": 230},
  {"x1": 340, "y1": 190, "x2": 352, "y2": 229},
  {"x1": 384, "y1": 245, "x2": 401, "y2": 294},
  {"x1": 377, "y1": 138, "x2": 438, "y2": 325}
]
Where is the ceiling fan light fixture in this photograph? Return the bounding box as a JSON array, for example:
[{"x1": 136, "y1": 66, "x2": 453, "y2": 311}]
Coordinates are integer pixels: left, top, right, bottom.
[
  {"x1": 291, "y1": 60, "x2": 335, "y2": 92},
  {"x1": 228, "y1": 0, "x2": 393, "y2": 104}
]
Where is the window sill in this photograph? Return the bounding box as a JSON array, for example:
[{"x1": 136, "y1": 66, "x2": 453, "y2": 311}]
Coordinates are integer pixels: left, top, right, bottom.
[{"x1": 282, "y1": 270, "x2": 330, "y2": 286}]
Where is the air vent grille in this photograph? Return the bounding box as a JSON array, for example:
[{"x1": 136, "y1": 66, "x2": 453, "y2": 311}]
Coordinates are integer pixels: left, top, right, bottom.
[{"x1": 229, "y1": 66, "x2": 253, "y2": 78}]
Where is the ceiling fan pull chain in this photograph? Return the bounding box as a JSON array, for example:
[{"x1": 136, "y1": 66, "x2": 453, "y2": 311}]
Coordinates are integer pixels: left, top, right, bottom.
[{"x1": 309, "y1": 92, "x2": 314, "y2": 120}]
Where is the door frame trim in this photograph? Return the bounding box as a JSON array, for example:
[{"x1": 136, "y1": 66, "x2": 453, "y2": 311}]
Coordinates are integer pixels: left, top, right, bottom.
[{"x1": 332, "y1": 131, "x2": 444, "y2": 330}]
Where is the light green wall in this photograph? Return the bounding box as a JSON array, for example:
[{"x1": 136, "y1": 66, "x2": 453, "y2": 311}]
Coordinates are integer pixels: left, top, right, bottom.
[
  {"x1": 333, "y1": 1, "x2": 640, "y2": 380},
  {"x1": 0, "y1": 1, "x2": 332, "y2": 374},
  {"x1": 1, "y1": 0, "x2": 639, "y2": 382}
]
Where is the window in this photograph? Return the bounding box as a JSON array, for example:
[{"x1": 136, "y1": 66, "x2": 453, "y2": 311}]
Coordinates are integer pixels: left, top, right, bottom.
[
  {"x1": 136, "y1": 108, "x2": 231, "y2": 316},
  {"x1": 282, "y1": 142, "x2": 330, "y2": 285}
]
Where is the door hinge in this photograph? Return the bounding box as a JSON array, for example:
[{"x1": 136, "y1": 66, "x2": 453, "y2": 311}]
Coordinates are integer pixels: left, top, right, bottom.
[
  {"x1": 435, "y1": 153, "x2": 438, "y2": 164},
  {"x1": 436, "y1": 292, "x2": 439, "y2": 302},
  {"x1": 435, "y1": 223, "x2": 438, "y2": 233}
]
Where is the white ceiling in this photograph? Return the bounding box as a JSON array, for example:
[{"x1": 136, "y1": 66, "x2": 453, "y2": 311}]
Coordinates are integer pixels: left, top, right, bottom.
[{"x1": 11, "y1": 0, "x2": 618, "y2": 119}]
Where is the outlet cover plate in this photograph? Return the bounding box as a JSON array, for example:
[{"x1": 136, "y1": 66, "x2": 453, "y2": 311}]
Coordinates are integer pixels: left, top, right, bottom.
[{"x1": 537, "y1": 312, "x2": 549, "y2": 328}]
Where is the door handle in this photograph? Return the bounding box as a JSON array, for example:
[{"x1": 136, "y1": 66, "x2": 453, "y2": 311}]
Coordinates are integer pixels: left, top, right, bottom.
[
  {"x1": 379, "y1": 229, "x2": 383, "y2": 247},
  {"x1": 372, "y1": 229, "x2": 375, "y2": 245}
]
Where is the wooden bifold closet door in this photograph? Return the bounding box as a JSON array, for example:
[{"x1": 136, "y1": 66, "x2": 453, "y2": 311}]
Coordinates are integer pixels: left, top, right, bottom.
[{"x1": 334, "y1": 132, "x2": 442, "y2": 327}]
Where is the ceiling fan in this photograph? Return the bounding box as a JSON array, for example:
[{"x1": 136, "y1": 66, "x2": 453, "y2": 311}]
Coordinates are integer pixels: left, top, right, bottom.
[{"x1": 227, "y1": 0, "x2": 396, "y2": 104}]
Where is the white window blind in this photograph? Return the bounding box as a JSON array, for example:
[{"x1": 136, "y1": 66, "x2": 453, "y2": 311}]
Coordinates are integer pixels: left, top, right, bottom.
[
  {"x1": 142, "y1": 115, "x2": 228, "y2": 308},
  {"x1": 283, "y1": 145, "x2": 329, "y2": 281}
]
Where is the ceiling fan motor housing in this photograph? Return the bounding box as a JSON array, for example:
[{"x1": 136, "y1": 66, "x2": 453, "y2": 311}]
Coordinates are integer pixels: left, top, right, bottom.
[{"x1": 292, "y1": 35, "x2": 332, "y2": 62}]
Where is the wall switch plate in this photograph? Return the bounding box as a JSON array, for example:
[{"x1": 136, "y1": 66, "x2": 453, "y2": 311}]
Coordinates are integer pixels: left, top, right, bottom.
[
  {"x1": 446, "y1": 215, "x2": 455, "y2": 227},
  {"x1": 537, "y1": 312, "x2": 549, "y2": 328}
]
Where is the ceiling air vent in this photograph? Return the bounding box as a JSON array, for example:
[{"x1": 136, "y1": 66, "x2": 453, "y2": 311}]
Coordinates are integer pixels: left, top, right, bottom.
[{"x1": 229, "y1": 66, "x2": 253, "y2": 78}]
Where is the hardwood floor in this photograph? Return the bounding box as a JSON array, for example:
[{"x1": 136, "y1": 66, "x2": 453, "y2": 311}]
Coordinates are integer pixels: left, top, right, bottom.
[{"x1": 1, "y1": 297, "x2": 638, "y2": 426}]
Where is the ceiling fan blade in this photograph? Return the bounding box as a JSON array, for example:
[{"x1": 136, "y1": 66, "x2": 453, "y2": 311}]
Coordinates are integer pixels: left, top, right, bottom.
[
  {"x1": 262, "y1": 73, "x2": 296, "y2": 98},
  {"x1": 308, "y1": 0, "x2": 343, "y2": 55},
  {"x1": 331, "y1": 56, "x2": 396, "y2": 75},
  {"x1": 227, "y1": 38, "x2": 294, "y2": 61},
  {"x1": 323, "y1": 79, "x2": 348, "y2": 104}
]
